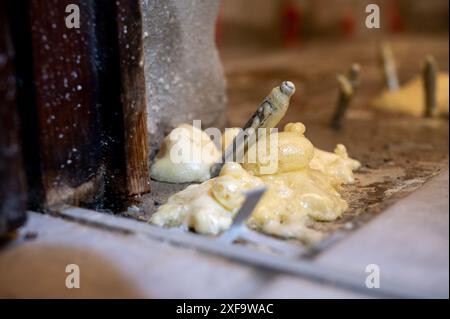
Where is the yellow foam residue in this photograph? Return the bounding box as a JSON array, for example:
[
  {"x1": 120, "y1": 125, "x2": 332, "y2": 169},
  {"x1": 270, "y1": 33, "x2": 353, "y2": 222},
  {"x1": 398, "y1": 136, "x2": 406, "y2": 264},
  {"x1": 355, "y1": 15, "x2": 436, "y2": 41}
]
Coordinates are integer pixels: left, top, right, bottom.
[
  {"x1": 150, "y1": 122, "x2": 360, "y2": 244},
  {"x1": 372, "y1": 73, "x2": 449, "y2": 117},
  {"x1": 150, "y1": 124, "x2": 221, "y2": 183}
]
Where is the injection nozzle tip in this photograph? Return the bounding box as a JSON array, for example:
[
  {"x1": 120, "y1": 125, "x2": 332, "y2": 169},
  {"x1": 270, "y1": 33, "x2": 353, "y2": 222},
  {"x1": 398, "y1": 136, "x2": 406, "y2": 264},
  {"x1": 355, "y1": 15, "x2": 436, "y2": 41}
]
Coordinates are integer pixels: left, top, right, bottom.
[{"x1": 280, "y1": 81, "x2": 295, "y2": 96}]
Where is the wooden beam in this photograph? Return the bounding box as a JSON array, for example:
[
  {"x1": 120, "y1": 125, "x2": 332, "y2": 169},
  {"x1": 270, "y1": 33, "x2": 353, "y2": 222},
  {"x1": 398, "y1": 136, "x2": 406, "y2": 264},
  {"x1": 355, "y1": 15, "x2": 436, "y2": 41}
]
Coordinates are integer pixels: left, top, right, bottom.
[
  {"x1": 96, "y1": 0, "x2": 150, "y2": 205},
  {"x1": 93, "y1": 0, "x2": 150, "y2": 209},
  {"x1": 0, "y1": 3, "x2": 27, "y2": 234},
  {"x1": 115, "y1": 0, "x2": 150, "y2": 197},
  {"x1": 6, "y1": 0, "x2": 150, "y2": 211},
  {"x1": 27, "y1": 0, "x2": 104, "y2": 207}
]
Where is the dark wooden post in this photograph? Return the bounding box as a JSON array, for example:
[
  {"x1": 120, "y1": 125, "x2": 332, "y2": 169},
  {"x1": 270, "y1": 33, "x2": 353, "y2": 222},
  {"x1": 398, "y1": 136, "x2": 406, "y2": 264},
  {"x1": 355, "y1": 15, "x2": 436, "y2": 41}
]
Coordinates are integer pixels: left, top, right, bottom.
[
  {"x1": 6, "y1": 0, "x2": 150, "y2": 212},
  {"x1": 26, "y1": 0, "x2": 104, "y2": 207},
  {"x1": 0, "y1": 4, "x2": 27, "y2": 234},
  {"x1": 96, "y1": 0, "x2": 150, "y2": 208},
  {"x1": 115, "y1": 0, "x2": 150, "y2": 197}
]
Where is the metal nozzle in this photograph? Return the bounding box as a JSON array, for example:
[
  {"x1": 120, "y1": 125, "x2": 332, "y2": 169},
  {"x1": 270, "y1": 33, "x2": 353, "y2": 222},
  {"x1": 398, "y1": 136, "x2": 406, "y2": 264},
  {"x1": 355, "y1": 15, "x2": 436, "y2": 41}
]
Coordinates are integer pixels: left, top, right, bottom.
[
  {"x1": 423, "y1": 55, "x2": 438, "y2": 118},
  {"x1": 210, "y1": 81, "x2": 295, "y2": 178},
  {"x1": 330, "y1": 64, "x2": 361, "y2": 131},
  {"x1": 280, "y1": 81, "x2": 296, "y2": 96},
  {"x1": 379, "y1": 42, "x2": 400, "y2": 91}
]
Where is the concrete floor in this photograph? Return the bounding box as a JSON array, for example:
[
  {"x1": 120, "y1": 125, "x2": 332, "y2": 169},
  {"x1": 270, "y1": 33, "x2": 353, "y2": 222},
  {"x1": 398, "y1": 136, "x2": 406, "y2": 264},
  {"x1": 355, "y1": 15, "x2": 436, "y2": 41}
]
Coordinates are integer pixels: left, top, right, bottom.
[{"x1": 0, "y1": 171, "x2": 447, "y2": 298}]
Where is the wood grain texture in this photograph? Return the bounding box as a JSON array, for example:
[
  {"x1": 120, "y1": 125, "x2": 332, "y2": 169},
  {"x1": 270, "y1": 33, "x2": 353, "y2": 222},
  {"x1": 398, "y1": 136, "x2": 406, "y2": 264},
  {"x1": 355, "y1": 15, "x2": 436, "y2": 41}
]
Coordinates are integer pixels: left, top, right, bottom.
[
  {"x1": 0, "y1": 4, "x2": 27, "y2": 234},
  {"x1": 7, "y1": 0, "x2": 150, "y2": 211},
  {"x1": 93, "y1": 0, "x2": 150, "y2": 207},
  {"x1": 27, "y1": 0, "x2": 103, "y2": 207},
  {"x1": 115, "y1": 0, "x2": 150, "y2": 196}
]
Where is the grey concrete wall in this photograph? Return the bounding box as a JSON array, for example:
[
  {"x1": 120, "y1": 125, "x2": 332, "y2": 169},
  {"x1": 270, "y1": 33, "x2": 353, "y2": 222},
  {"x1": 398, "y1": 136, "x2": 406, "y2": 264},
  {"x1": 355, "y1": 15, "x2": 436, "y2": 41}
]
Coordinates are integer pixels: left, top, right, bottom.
[{"x1": 140, "y1": 0, "x2": 227, "y2": 156}]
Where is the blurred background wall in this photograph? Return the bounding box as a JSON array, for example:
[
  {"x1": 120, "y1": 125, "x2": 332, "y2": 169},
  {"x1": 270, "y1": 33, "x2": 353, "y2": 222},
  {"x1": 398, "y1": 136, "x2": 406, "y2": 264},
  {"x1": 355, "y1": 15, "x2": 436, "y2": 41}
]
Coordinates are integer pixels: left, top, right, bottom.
[{"x1": 217, "y1": 0, "x2": 449, "y2": 48}]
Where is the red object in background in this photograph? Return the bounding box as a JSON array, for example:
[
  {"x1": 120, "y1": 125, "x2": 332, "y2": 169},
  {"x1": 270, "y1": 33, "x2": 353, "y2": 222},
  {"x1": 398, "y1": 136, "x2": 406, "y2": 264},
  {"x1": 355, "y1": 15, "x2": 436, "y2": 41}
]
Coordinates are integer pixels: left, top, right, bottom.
[
  {"x1": 340, "y1": 10, "x2": 355, "y2": 38},
  {"x1": 282, "y1": 2, "x2": 301, "y2": 48},
  {"x1": 388, "y1": 3, "x2": 404, "y2": 33}
]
